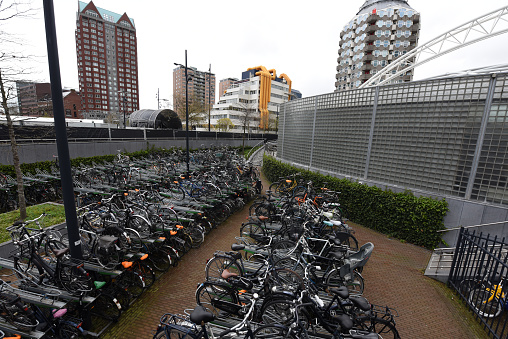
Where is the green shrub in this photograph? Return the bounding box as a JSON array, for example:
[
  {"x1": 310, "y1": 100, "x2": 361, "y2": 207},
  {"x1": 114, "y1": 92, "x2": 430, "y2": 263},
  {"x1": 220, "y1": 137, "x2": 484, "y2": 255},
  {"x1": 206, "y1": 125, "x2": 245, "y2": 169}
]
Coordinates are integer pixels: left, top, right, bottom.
[{"x1": 262, "y1": 155, "x2": 448, "y2": 249}]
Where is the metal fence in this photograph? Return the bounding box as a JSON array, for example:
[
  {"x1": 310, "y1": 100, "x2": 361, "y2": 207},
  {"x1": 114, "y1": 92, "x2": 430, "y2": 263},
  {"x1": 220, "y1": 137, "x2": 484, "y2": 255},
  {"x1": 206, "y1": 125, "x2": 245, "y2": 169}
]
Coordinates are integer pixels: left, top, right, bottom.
[
  {"x1": 278, "y1": 72, "x2": 508, "y2": 206},
  {"x1": 0, "y1": 125, "x2": 278, "y2": 143},
  {"x1": 449, "y1": 228, "x2": 508, "y2": 338}
]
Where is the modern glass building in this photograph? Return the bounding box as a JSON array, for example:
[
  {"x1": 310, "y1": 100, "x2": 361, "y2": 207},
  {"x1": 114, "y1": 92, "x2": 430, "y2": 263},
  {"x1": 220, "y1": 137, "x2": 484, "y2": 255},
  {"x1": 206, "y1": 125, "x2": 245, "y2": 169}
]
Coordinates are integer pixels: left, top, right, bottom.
[
  {"x1": 279, "y1": 70, "x2": 508, "y2": 243},
  {"x1": 335, "y1": 0, "x2": 420, "y2": 91}
]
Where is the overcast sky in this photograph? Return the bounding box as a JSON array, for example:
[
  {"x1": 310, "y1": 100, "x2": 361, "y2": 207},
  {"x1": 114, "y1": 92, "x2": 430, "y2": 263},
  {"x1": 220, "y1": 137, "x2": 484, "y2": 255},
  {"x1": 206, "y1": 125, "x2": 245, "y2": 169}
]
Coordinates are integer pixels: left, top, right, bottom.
[{"x1": 4, "y1": 0, "x2": 508, "y2": 110}]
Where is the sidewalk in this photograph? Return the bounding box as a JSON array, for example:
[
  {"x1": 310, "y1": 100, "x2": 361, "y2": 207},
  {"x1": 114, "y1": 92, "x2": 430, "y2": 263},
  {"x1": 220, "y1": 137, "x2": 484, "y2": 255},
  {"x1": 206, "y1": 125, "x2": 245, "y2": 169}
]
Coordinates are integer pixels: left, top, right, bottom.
[{"x1": 101, "y1": 168, "x2": 485, "y2": 338}]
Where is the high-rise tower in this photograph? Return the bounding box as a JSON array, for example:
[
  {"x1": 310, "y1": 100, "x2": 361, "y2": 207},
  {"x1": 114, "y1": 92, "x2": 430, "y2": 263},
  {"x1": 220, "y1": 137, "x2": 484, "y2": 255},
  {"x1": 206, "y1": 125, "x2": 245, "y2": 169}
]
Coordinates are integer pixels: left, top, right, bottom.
[
  {"x1": 335, "y1": 0, "x2": 420, "y2": 91},
  {"x1": 75, "y1": 1, "x2": 139, "y2": 120}
]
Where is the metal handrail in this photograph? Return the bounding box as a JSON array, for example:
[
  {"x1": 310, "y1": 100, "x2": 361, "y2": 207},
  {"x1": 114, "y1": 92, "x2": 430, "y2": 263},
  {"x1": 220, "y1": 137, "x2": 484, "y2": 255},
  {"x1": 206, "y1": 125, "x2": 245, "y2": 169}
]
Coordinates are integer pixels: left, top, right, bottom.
[{"x1": 437, "y1": 220, "x2": 508, "y2": 232}]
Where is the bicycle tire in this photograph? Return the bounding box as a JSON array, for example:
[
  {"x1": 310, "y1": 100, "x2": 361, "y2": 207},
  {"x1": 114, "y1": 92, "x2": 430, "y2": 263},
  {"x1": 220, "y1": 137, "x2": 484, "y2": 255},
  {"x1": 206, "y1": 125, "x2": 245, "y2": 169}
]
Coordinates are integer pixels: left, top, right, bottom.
[
  {"x1": 205, "y1": 255, "x2": 243, "y2": 281},
  {"x1": 468, "y1": 287, "x2": 503, "y2": 318},
  {"x1": 355, "y1": 316, "x2": 401, "y2": 339},
  {"x1": 58, "y1": 263, "x2": 94, "y2": 295},
  {"x1": 90, "y1": 293, "x2": 122, "y2": 321},
  {"x1": 169, "y1": 185, "x2": 185, "y2": 201},
  {"x1": 240, "y1": 222, "x2": 267, "y2": 245},
  {"x1": 253, "y1": 324, "x2": 295, "y2": 338},
  {"x1": 148, "y1": 247, "x2": 173, "y2": 272},
  {"x1": 58, "y1": 321, "x2": 82, "y2": 339},
  {"x1": 187, "y1": 226, "x2": 205, "y2": 249},
  {"x1": 131, "y1": 260, "x2": 156, "y2": 289},
  {"x1": 325, "y1": 268, "x2": 365, "y2": 295},
  {"x1": 116, "y1": 270, "x2": 145, "y2": 298},
  {"x1": 259, "y1": 298, "x2": 296, "y2": 325},
  {"x1": 267, "y1": 268, "x2": 305, "y2": 294},
  {"x1": 0, "y1": 292, "x2": 38, "y2": 332},
  {"x1": 195, "y1": 281, "x2": 239, "y2": 317}
]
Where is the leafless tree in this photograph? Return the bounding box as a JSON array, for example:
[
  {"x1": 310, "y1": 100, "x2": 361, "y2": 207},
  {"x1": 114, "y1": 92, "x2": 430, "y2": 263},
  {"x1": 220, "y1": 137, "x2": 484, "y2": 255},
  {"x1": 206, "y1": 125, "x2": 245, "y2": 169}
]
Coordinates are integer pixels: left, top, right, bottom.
[
  {"x1": 173, "y1": 93, "x2": 206, "y2": 130},
  {"x1": 0, "y1": 0, "x2": 37, "y2": 220},
  {"x1": 236, "y1": 101, "x2": 259, "y2": 152}
]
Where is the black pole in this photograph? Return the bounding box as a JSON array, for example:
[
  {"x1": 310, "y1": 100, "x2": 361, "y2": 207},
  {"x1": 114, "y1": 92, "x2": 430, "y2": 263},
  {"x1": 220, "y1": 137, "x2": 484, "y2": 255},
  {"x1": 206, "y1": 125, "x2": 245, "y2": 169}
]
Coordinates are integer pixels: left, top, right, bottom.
[
  {"x1": 43, "y1": 0, "x2": 82, "y2": 260},
  {"x1": 123, "y1": 93, "x2": 126, "y2": 128},
  {"x1": 185, "y1": 50, "x2": 190, "y2": 174},
  {"x1": 208, "y1": 64, "x2": 211, "y2": 132}
]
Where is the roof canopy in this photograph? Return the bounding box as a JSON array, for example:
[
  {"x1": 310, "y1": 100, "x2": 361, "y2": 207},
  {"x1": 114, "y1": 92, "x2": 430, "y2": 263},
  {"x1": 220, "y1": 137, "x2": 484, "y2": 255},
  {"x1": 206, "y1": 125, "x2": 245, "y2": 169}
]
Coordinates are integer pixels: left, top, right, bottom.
[{"x1": 129, "y1": 109, "x2": 181, "y2": 129}]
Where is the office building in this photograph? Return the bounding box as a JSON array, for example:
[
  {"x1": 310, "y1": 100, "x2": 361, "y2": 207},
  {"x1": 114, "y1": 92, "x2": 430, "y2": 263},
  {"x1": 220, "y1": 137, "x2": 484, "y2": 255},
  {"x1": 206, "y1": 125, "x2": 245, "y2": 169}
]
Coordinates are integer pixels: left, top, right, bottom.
[
  {"x1": 210, "y1": 66, "x2": 296, "y2": 131},
  {"x1": 173, "y1": 66, "x2": 216, "y2": 119},
  {"x1": 75, "y1": 1, "x2": 139, "y2": 120},
  {"x1": 335, "y1": 0, "x2": 420, "y2": 91},
  {"x1": 16, "y1": 82, "x2": 83, "y2": 118},
  {"x1": 219, "y1": 78, "x2": 238, "y2": 97}
]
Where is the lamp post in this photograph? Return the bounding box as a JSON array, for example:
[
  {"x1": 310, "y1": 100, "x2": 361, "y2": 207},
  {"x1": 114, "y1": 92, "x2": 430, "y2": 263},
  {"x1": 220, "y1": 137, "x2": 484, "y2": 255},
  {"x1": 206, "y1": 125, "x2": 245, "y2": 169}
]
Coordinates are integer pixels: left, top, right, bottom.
[
  {"x1": 208, "y1": 64, "x2": 211, "y2": 132},
  {"x1": 174, "y1": 50, "x2": 191, "y2": 174}
]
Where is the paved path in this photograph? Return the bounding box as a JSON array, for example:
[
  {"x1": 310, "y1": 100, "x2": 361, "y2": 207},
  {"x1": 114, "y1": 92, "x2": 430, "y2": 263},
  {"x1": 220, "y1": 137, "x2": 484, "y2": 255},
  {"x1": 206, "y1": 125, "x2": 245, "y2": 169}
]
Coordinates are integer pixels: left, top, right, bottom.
[{"x1": 101, "y1": 154, "x2": 485, "y2": 338}]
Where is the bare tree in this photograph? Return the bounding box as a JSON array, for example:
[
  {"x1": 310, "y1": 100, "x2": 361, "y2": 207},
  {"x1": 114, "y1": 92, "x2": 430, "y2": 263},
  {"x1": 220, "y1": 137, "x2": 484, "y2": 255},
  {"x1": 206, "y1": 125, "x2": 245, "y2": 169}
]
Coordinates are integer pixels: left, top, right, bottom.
[
  {"x1": 173, "y1": 93, "x2": 206, "y2": 130},
  {"x1": 236, "y1": 101, "x2": 259, "y2": 153},
  {"x1": 1, "y1": 0, "x2": 37, "y2": 220}
]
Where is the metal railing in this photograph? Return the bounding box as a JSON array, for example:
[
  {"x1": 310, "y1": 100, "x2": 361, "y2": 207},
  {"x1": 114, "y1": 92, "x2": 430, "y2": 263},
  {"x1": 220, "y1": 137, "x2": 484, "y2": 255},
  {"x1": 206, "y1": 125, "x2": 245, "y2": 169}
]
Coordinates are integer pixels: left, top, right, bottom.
[{"x1": 448, "y1": 227, "x2": 508, "y2": 338}]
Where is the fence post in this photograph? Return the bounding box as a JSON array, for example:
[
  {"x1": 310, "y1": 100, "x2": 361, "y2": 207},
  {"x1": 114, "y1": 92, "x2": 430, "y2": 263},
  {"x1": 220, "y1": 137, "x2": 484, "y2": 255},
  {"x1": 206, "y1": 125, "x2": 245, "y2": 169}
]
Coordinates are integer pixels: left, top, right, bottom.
[
  {"x1": 465, "y1": 75, "x2": 497, "y2": 199},
  {"x1": 364, "y1": 86, "x2": 379, "y2": 179},
  {"x1": 448, "y1": 227, "x2": 465, "y2": 285},
  {"x1": 280, "y1": 104, "x2": 286, "y2": 158},
  {"x1": 309, "y1": 96, "x2": 318, "y2": 170}
]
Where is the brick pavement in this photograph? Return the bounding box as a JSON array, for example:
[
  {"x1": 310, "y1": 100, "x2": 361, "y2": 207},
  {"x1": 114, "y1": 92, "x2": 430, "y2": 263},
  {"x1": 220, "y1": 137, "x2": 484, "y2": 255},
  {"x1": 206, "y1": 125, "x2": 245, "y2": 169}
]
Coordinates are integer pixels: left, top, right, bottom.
[{"x1": 101, "y1": 170, "x2": 486, "y2": 339}]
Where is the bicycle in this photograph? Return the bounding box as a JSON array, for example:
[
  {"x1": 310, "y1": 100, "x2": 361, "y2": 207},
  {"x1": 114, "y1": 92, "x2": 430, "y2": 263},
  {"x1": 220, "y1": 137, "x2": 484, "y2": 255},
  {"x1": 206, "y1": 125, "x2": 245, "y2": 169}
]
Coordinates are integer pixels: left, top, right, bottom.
[
  {"x1": 253, "y1": 290, "x2": 380, "y2": 339},
  {"x1": 465, "y1": 267, "x2": 508, "y2": 318},
  {"x1": 154, "y1": 297, "x2": 260, "y2": 339}
]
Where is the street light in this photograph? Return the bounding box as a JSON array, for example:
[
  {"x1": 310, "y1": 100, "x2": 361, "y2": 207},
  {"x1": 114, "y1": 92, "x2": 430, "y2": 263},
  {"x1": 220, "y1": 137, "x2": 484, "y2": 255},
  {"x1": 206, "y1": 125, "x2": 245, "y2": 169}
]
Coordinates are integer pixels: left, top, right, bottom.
[
  {"x1": 208, "y1": 64, "x2": 211, "y2": 132},
  {"x1": 174, "y1": 50, "x2": 191, "y2": 174}
]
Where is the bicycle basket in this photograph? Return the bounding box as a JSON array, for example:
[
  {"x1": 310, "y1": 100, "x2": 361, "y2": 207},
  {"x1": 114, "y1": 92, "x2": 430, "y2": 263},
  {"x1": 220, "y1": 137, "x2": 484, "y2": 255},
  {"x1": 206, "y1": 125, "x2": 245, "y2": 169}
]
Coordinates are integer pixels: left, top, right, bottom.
[{"x1": 159, "y1": 313, "x2": 198, "y2": 337}]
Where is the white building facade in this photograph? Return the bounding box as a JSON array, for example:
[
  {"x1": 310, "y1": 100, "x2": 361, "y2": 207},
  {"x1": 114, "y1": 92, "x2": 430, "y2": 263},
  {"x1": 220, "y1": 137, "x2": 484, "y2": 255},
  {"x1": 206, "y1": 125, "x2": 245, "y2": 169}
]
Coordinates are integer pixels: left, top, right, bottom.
[{"x1": 210, "y1": 68, "x2": 293, "y2": 132}]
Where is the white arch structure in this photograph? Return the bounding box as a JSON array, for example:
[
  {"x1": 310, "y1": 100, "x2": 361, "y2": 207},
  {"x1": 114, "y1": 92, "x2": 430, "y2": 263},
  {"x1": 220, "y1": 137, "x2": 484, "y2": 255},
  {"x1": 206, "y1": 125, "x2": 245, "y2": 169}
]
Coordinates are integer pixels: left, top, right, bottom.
[{"x1": 359, "y1": 5, "x2": 508, "y2": 89}]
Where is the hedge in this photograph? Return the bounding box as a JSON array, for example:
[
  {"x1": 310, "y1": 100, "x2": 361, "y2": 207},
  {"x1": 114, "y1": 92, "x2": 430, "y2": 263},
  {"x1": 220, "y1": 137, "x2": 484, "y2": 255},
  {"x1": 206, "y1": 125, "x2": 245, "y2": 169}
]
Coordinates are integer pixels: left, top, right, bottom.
[{"x1": 263, "y1": 155, "x2": 448, "y2": 249}]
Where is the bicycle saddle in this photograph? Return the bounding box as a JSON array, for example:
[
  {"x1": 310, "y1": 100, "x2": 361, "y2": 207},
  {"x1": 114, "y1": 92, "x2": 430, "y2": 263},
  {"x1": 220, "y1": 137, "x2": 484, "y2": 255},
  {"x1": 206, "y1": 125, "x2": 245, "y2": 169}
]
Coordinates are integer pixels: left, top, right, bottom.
[
  {"x1": 190, "y1": 305, "x2": 214, "y2": 325},
  {"x1": 331, "y1": 313, "x2": 353, "y2": 332},
  {"x1": 231, "y1": 243, "x2": 245, "y2": 251},
  {"x1": 54, "y1": 247, "x2": 70, "y2": 259},
  {"x1": 329, "y1": 286, "x2": 349, "y2": 299},
  {"x1": 350, "y1": 296, "x2": 371, "y2": 312}
]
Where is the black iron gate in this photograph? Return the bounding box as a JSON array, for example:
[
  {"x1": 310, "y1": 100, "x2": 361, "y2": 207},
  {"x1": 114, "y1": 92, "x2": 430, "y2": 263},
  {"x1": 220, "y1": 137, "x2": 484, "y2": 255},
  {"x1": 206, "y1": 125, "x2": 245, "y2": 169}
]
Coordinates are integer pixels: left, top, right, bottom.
[{"x1": 449, "y1": 227, "x2": 508, "y2": 338}]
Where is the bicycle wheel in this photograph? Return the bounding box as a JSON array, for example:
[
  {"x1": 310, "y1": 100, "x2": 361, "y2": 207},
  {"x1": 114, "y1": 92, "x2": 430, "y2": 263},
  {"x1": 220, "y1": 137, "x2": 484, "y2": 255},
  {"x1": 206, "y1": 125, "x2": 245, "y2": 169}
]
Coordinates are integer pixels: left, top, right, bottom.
[
  {"x1": 90, "y1": 293, "x2": 122, "y2": 321},
  {"x1": 128, "y1": 215, "x2": 152, "y2": 237},
  {"x1": 131, "y1": 260, "x2": 156, "y2": 289},
  {"x1": 271, "y1": 240, "x2": 298, "y2": 261},
  {"x1": 58, "y1": 264, "x2": 93, "y2": 295},
  {"x1": 116, "y1": 270, "x2": 145, "y2": 298},
  {"x1": 187, "y1": 226, "x2": 205, "y2": 249},
  {"x1": 253, "y1": 324, "x2": 295, "y2": 338},
  {"x1": 355, "y1": 316, "x2": 400, "y2": 339},
  {"x1": 325, "y1": 269, "x2": 364, "y2": 295},
  {"x1": 205, "y1": 255, "x2": 243, "y2": 281},
  {"x1": 148, "y1": 247, "x2": 173, "y2": 272},
  {"x1": 0, "y1": 292, "x2": 38, "y2": 332},
  {"x1": 195, "y1": 281, "x2": 239, "y2": 317},
  {"x1": 58, "y1": 321, "x2": 82, "y2": 339},
  {"x1": 259, "y1": 298, "x2": 295, "y2": 325},
  {"x1": 273, "y1": 257, "x2": 305, "y2": 279},
  {"x1": 468, "y1": 287, "x2": 503, "y2": 318},
  {"x1": 267, "y1": 268, "x2": 305, "y2": 294},
  {"x1": 240, "y1": 222, "x2": 267, "y2": 245},
  {"x1": 168, "y1": 185, "x2": 185, "y2": 201}
]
